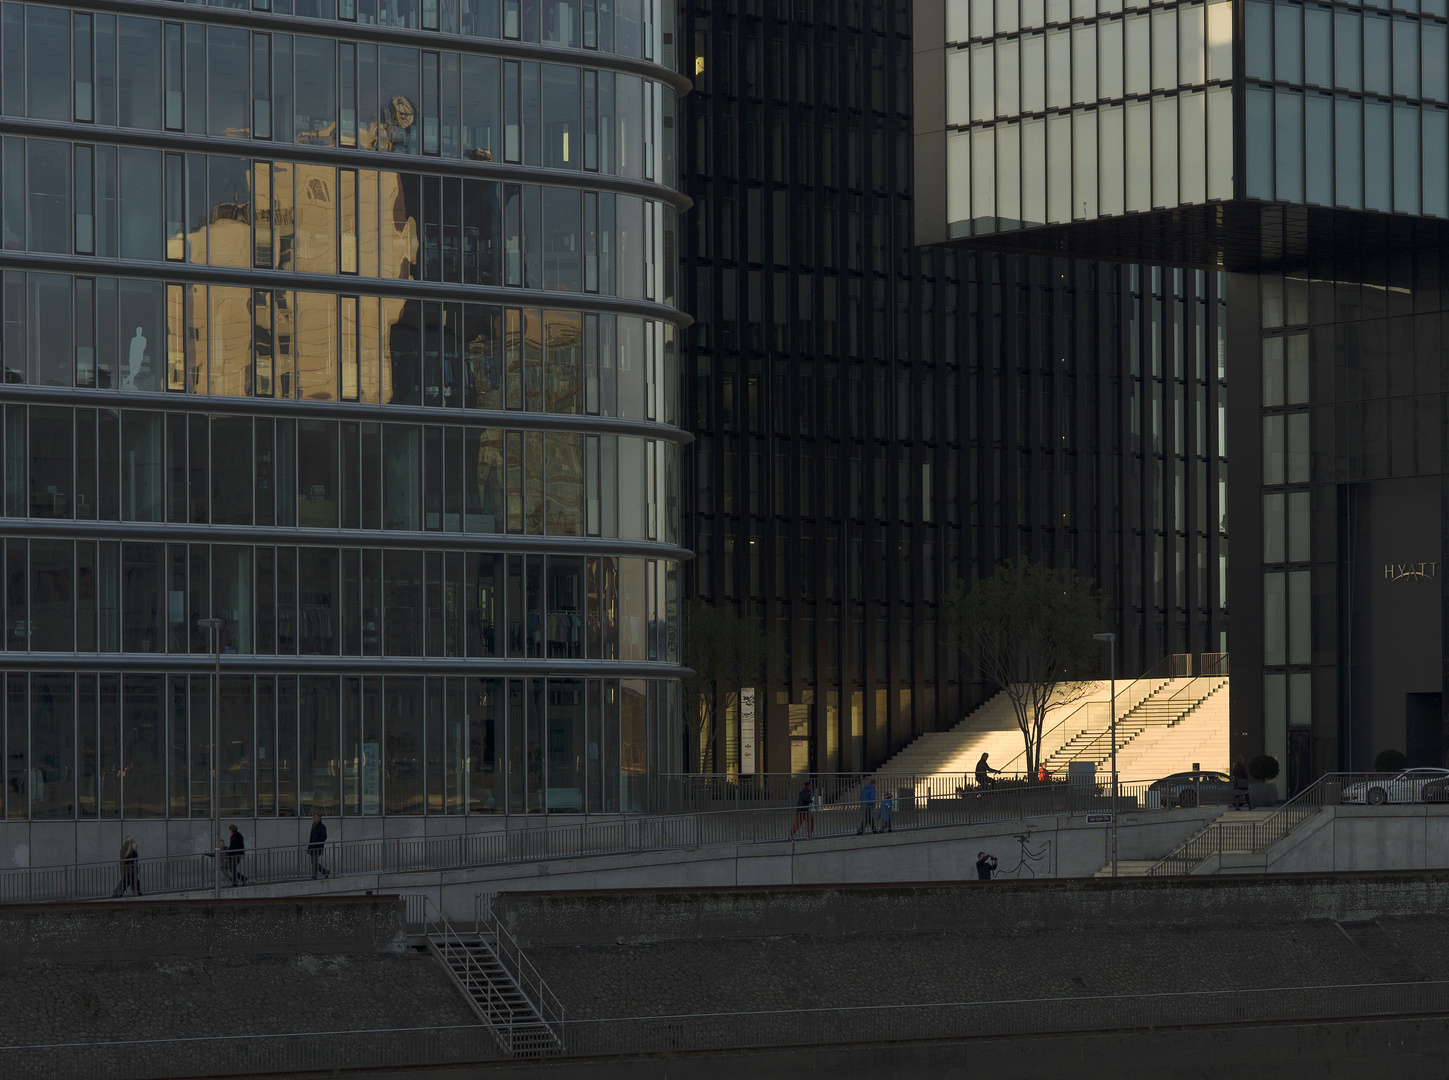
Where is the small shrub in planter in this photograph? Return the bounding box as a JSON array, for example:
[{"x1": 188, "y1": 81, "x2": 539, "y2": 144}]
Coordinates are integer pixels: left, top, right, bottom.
[
  {"x1": 1374, "y1": 749, "x2": 1408, "y2": 773},
  {"x1": 1248, "y1": 754, "x2": 1280, "y2": 782}
]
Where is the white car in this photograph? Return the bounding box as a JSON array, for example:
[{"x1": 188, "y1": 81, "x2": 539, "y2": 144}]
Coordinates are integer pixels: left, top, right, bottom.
[{"x1": 1340, "y1": 768, "x2": 1449, "y2": 805}]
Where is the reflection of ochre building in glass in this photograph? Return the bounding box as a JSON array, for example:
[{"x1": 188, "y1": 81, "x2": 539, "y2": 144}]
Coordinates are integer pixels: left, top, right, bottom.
[{"x1": 0, "y1": 0, "x2": 688, "y2": 854}]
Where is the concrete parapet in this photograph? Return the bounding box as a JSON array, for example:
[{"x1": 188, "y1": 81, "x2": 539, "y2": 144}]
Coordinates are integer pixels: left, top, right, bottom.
[
  {"x1": 0, "y1": 896, "x2": 407, "y2": 965},
  {"x1": 496, "y1": 871, "x2": 1449, "y2": 947}
]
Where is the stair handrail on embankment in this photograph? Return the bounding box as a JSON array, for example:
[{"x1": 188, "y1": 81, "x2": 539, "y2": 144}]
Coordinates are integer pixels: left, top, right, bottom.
[
  {"x1": 476, "y1": 893, "x2": 565, "y2": 1053},
  {"x1": 1146, "y1": 773, "x2": 1395, "y2": 876},
  {"x1": 423, "y1": 896, "x2": 533, "y2": 1057}
]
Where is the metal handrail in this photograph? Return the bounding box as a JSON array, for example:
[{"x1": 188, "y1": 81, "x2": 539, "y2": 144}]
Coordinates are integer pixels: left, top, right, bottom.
[
  {"x1": 1, "y1": 777, "x2": 1179, "y2": 906},
  {"x1": 422, "y1": 896, "x2": 524, "y2": 1055},
  {"x1": 476, "y1": 893, "x2": 565, "y2": 1050},
  {"x1": 1146, "y1": 772, "x2": 1409, "y2": 876},
  {"x1": 1042, "y1": 674, "x2": 1229, "y2": 770},
  {"x1": 997, "y1": 654, "x2": 1207, "y2": 773}
]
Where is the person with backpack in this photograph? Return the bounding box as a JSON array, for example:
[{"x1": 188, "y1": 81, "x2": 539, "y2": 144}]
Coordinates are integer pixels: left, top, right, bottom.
[
  {"x1": 857, "y1": 778, "x2": 878, "y2": 835},
  {"x1": 878, "y1": 791, "x2": 894, "y2": 833},
  {"x1": 224, "y1": 825, "x2": 248, "y2": 886}
]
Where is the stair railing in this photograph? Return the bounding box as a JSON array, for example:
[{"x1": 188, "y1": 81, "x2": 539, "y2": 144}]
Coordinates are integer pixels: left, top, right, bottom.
[
  {"x1": 422, "y1": 896, "x2": 526, "y2": 1056},
  {"x1": 1146, "y1": 772, "x2": 1379, "y2": 876},
  {"x1": 998, "y1": 654, "x2": 1193, "y2": 773},
  {"x1": 476, "y1": 893, "x2": 566, "y2": 1053}
]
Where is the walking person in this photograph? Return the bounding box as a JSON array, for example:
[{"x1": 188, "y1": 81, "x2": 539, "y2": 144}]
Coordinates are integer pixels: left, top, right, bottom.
[
  {"x1": 857, "y1": 778, "x2": 878, "y2": 835},
  {"x1": 975, "y1": 752, "x2": 1000, "y2": 790},
  {"x1": 111, "y1": 836, "x2": 142, "y2": 897},
  {"x1": 308, "y1": 813, "x2": 330, "y2": 880},
  {"x1": 976, "y1": 851, "x2": 998, "y2": 880},
  {"x1": 878, "y1": 791, "x2": 894, "y2": 833},
  {"x1": 787, "y1": 779, "x2": 815, "y2": 840},
  {"x1": 224, "y1": 825, "x2": 248, "y2": 886}
]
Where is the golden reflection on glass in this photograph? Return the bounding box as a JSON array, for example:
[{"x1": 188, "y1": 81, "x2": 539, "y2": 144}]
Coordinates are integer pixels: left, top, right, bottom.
[
  {"x1": 188, "y1": 284, "x2": 208, "y2": 394},
  {"x1": 207, "y1": 159, "x2": 251, "y2": 269},
  {"x1": 505, "y1": 307, "x2": 523, "y2": 409},
  {"x1": 544, "y1": 310, "x2": 583, "y2": 414},
  {"x1": 474, "y1": 428, "x2": 504, "y2": 531},
  {"x1": 210, "y1": 285, "x2": 253, "y2": 396},
  {"x1": 505, "y1": 430, "x2": 523, "y2": 533},
  {"x1": 359, "y1": 169, "x2": 380, "y2": 277},
  {"x1": 273, "y1": 162, "x2": 295, "y2": 272},
  {"x1": 295, "y1": 291, "x2": 338, "y2": 401},
  {"x1": 467, "y1": 305, "x2": 504, "y2": 410},
  {"x1": 525, "y1": 429, "x2": 544, "y2": 534},
  {"x1": 524, "y1": 308, "x2": 544, "y2": 412},
  {"x1": 253, "y1": 288, "x2": 274, "y2": 398},
  {"x1": 253, "y1": 162, "x2": 273, "y2": 269},
  {"x1": 381, "y1": 170, "x2": 418, "y2": 280},
  {"x1": 341, "y1": 295, "x2": 359, "y2": 401},
  {"x1": 545, "y1": 431, "x2": 585, "y2": 536},
  {"x1": 340, "y1": 169, "x2": 358, "y2": 274},
  {"x1": 295, "y1": 164, "x2": 337, "y2": 275},
  {"x1": 361, "y1": 295, "x2": 381, "y2": 404},
  {"x1": 166, "y1": 284, "x2": 186, "y2": 392},
  {"x1": 274, "y1": 289, "x2": 295, "y2": 399}
]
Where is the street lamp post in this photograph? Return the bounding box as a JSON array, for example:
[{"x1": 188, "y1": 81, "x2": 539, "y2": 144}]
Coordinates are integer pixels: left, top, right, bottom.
[
  {"x1": 198, "y1": 617, "x2": 223, "y2": 900},
  {"x1": 1092, "y1": 632, "x2": 1117, "y2": 878}
]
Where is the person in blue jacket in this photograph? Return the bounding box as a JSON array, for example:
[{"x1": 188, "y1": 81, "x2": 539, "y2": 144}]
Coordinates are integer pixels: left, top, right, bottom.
[{"x1": 858, "y1": 779, "x2": 877, "y2": 835}]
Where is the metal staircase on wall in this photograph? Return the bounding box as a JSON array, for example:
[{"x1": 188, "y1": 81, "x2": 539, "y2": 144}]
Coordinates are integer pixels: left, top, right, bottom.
[{"x1": 422, "y1": 896, "x2": 564, "y2": 1058}]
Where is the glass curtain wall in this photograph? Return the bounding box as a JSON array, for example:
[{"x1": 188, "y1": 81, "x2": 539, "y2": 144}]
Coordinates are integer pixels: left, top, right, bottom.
[{"x1": 0, "y1": 0, "x2": 688, "y2": 829}]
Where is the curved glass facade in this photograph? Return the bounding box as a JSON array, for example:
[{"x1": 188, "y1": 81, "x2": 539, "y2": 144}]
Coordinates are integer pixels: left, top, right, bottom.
[{"x1": 0, "y1": 0, "x2": 687, "y2": 845}]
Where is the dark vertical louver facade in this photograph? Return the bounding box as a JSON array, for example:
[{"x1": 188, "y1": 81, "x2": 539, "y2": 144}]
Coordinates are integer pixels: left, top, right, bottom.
[{"x1": 678, "y1": 0, "x2": 1228, "y2": 776}]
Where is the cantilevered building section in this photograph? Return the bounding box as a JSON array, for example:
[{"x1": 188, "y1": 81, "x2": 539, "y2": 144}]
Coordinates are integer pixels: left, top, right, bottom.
[
  {"x1": 0, "y1": 0, "x2": 689, "y2": 860},
  {"x1": 917, "y1": 0, "x2": 1449, "y2": 793}
]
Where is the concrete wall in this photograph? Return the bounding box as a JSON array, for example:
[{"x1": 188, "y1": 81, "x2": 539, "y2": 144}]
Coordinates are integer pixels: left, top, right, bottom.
[
  {"x1": 491, "y1": 870, "x2": 1449, "y2": 947},
  {"x1": 0, "y1": 896, "x2": 406, "y2": 964}
]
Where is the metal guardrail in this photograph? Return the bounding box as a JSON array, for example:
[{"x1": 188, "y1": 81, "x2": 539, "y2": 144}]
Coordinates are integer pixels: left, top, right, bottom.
[
  {"x1": 476, "y1": 893, "x2": 566, "y2": 1051},
  {"x1": 3, "y1": 980, "x2": 1448, "y2": 1076},
  {"x1": 0, "y1": 778, "x2": 1162, "y2": 906},
  {"x1": 1147, "y1": 772, "x2": 1410, "y2": 876},
  {"x1": 421, "y1": 896, "x2": 544, "y2": 1058},
  {"x1": 651, "y1": 771, "x2": 1038, "y2": 811}
]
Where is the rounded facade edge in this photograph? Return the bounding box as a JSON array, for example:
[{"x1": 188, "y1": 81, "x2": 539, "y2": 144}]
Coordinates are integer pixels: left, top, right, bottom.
[{"x1": 69, "y1": 0, "x2": 695, "y2": 95}]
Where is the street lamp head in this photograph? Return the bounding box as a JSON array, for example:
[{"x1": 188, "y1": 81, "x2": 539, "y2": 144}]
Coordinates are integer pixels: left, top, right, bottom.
[{"x1": 1092, "y1": 632, "x2": 1115, "y2": 643}]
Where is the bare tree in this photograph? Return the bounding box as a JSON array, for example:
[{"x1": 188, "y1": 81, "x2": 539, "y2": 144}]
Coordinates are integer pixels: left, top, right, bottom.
[
  {"x1": 944, "y1": 559, "x2": 1102, "y2": 777},
  {"x1": 683, "y1": 601, "x2": 766, "y2": 772}
]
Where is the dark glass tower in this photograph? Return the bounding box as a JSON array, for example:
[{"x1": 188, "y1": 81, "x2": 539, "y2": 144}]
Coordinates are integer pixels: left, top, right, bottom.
[
  {"x1": 678, "y1": 0, "x2": 1226, "y2": 776},
  {"x1": 0, "y1": 0, "x2": 688, "y2": 865}
]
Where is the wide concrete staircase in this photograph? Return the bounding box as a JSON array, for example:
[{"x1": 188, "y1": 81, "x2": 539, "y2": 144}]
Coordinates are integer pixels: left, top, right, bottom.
[
  {"x1": 873, "y1": 675, "x2": 1229, "y2": 785},
  {"x1": 1039, "y1": 676, "x2": 1229, "y2": 774}
]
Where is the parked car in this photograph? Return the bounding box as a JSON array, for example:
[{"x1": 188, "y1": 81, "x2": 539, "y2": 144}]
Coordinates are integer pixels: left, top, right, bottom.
[
  {"x1": 1341, "y1": 768, "x2": 1449, "y2": 805},
  {"x1": 1147, "y1": 770, "x2": 1237, "y2": 808}
]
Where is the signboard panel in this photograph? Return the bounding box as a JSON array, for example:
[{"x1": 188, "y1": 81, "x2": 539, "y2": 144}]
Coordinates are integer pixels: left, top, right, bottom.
[{"x1": 740, "y1": 687, "x2": 757, "y2": 774}]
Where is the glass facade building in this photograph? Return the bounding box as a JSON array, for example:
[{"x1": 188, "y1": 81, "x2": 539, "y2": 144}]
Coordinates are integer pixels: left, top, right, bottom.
[
  {"x1": 920, "y1": 0, "x2": 1449, "y2": 790},
  {"x1": 0, "y1": 0, "x2": 689, "y2": 859},
  {"x1": 678, "y1": 0, "x2": 1225, "y2": 776}
]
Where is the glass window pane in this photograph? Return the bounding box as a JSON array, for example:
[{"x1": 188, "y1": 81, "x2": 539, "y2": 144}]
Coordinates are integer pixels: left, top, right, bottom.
[
  {"x1": 1364, "y1": 14, "x2": 1390, "y2": 96},
  {"x1": 1334, "y1": 10, "x2": 1361, "y2": 92},
  {"x1": 1263, "y1": 492, "x2": 1285, "y2": 562},
  {"x1": 1273, "y1": 0, "x2": 1302, "y2": 85},
  {"x1": 1395, "y1": 105, "x2": 1421, "y2": 215},
  {"x1": 1306, "y1": 94, "x2": 1332, "y2": 206},
  {"x1": 1275, "y1": 89, "x2": 1303, "y2": 204},
  {"x1": 295, "y1": 37, "x2": 338, "y2": 146},
  {"x1": 1364, "y1": 101, "x2": 1392, "y2": 211},
  {"x1": 1246, "y1": 2, "x2": 1273, "y2": 80},
  {"x1": 1246, "y1": 87, "x2": 1274, "y2": 199},
  {"x1": 1263, "y1": 572, "x2": 1286, "y2": 666},
  {"x1": 295, "y1": 291, "x2": 338, "y2": 400},
  {"x1": 1336, "y1": 98, "x2": 1363, "y2": 208},
  {"x1": 208, "y1": 26, "x2": 251, "y2": 137}
]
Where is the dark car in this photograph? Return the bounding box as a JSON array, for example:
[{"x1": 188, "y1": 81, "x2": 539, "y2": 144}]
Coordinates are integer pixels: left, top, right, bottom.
[{"x1": 1148, "y1": 770, "x2": 1237, "y2": 809}]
